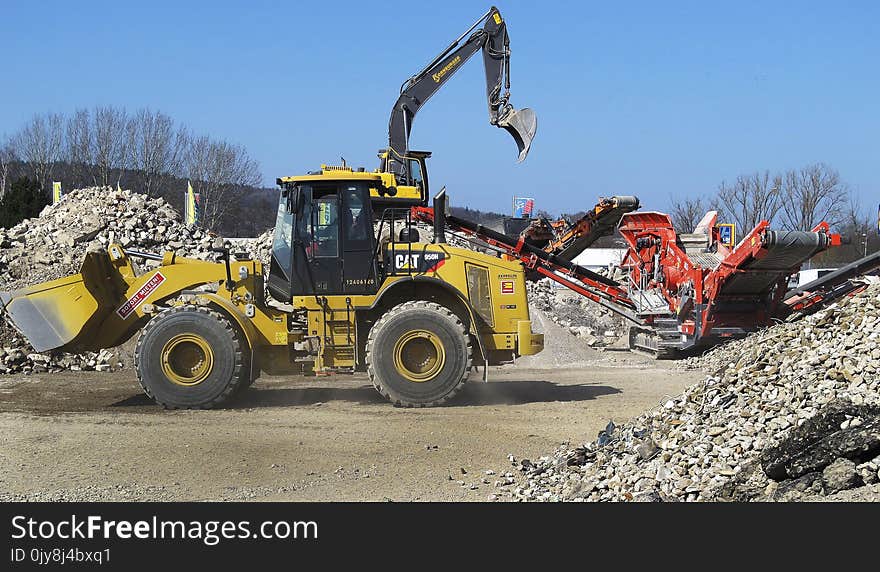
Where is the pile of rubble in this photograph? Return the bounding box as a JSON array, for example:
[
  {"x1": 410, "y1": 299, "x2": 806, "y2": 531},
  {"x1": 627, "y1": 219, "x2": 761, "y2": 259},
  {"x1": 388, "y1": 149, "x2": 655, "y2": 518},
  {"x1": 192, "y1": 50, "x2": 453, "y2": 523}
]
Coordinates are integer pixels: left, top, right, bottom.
[
  {"x1": 505, "y1": 283, "x2": 880, "y2": 501},
  {"x1": 0, "y1": 187, "x2": 226, "y2": 290},
  {"x1": 526, "y1": 278, "x2": 624, "y2": 347},
  {"x1": 0, "y1": 187, "x2": 254, "y2": 375}
]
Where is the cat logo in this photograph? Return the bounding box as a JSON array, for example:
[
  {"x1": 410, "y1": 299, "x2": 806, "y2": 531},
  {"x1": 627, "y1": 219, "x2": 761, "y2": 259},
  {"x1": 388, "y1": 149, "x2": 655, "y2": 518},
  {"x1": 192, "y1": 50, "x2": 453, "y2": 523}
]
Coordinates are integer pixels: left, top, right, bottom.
[{"x1": 392, "y1": 251, "x2": 447, "y2": 273}]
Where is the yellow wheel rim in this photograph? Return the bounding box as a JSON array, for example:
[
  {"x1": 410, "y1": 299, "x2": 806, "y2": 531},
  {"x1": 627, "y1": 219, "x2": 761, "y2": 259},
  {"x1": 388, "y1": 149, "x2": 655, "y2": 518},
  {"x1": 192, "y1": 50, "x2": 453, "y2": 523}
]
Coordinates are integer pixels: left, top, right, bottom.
[
  {"x1": 160, "y1": 334, "x2": 214, "y2": 386},
  {"x1": 392, "y1": 329, "x2": 446, "y2": 383}
]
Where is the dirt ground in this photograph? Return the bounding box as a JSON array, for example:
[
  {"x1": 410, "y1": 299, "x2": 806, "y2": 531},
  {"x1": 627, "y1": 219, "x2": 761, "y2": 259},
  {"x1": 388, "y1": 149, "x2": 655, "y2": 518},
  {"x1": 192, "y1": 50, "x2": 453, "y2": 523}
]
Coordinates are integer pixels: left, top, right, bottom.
[{"x1": 0, "y1": 314, "x2": 702, "y2": 502}]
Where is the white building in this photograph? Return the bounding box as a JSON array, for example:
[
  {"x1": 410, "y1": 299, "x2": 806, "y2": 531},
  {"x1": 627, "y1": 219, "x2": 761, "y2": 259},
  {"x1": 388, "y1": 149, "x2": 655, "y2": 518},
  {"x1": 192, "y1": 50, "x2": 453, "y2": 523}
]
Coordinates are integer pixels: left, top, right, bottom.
[{"x1": 571, "y1": 248, "x2": 627, "y2": 271}]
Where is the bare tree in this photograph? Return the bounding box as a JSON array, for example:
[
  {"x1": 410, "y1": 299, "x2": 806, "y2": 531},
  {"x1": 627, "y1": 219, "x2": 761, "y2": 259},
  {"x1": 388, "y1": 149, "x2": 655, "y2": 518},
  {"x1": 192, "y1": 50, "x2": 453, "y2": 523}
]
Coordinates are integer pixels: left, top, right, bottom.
[
  {"x1": 670, "y1": 196, "x2": 707, "y2": 233},
  {"x1": 65, "y1": 108, "x2": 94, "y2": 187},
  {"x1": 183, "y1": 135, "x2": 262, "y2": 230},
  {"x1": 92, "y1": 106, "x2": 129, "y2": 187},
  {"x1": 669, "y1": 193, "x2": 729, "y2": 233},
  {"x1": 128, "y1": 109, "x2": 185, "y2": 197},
  {"x1": 10, "y1": 113, "x2": 64, "y2": 191},
  {"x1": 779, "y1": 163, "x2": 848, "y2": 230},
  {"x1": 717, "y1": 170, "x2": 782, "y2": 232},
  {"x1": 0, "y1": 140, "x2": 15, "y2": 198},
  {"x1": 5, "y1": 106, "x2": 267, "y2": 234},
  {"x1": 844, "y1": 194, "x2": 872, "y2": 254}
]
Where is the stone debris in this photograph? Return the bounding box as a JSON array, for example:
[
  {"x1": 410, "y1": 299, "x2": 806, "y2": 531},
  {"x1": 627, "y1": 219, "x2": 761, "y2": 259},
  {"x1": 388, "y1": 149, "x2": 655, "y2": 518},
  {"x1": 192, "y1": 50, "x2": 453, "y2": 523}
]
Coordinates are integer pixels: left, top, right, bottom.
[
  {"x1": 526, "y1": 278, "x2": 624, "y2": 347},
  {"x1": 502, "y1": 283, "x2": 880, "y2": 501},
  {"x1": 0, "y1": 187, "x2": 229, "y2": 291},
  {"x1": 0, "y1": 186, "x2": 272, "y2": 374}
]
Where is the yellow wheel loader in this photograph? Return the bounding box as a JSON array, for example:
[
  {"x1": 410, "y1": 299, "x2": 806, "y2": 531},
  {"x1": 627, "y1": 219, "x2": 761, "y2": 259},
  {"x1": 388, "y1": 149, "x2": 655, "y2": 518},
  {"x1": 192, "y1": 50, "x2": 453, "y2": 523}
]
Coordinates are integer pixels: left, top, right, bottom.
[{"x1": 0, "y1": 182, "x2": 543, "y2": 408}]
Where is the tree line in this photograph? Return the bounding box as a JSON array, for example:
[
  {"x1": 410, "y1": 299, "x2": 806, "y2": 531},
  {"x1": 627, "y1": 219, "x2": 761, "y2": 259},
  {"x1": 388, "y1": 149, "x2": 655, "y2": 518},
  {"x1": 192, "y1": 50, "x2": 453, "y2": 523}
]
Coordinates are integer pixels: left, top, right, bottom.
[
  {"x1": 668, "y1": 163, "x2": 876, "y2": 265},
  {"x1": 0, "y1": 107, "x2": 276, "y2": 236}
]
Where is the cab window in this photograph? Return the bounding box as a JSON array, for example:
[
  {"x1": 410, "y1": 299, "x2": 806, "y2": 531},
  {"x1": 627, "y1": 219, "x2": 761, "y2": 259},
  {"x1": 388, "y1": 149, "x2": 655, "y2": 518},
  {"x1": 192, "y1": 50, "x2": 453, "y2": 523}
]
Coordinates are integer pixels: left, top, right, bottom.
[
  {"x1": 311, "y1": 191, "x2": 339, "y2": 258},
  {"x1": 271, "y1": 191, "x2": 294, "y2": 276},
  {"x1": 344, "y1": 186, "x2": 370, "y2": 242},
  {"x1": 408, "y1": 158, "x2": 424, "y2": 190}
]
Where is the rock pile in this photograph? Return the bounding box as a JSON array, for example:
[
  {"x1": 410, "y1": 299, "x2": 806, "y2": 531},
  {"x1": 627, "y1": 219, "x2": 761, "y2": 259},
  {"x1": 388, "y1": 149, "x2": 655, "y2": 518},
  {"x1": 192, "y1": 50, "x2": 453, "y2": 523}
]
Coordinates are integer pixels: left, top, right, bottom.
[
  {"x1": 0, "y1": 187, "x2": 256, "y2": 374},
  {"x1": 505, "y1": 283, "x2": 880, "y2": 501},
  {"x1": 0, "y1": 346, "x2": 118, "y2": 375},
  {"x1": 527, "y1": 278, "x2": 624, "y2": 347},
  {"x1": 0, "y1": 187, "x2": 226, "y2": 291}
]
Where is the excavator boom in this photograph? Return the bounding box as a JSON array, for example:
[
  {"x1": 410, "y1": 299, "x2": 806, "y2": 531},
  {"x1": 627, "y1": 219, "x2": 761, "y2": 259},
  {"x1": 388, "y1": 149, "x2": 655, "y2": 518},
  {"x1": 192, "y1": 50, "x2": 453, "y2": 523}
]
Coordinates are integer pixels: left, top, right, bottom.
[{"x1": 385, "y1": 6, "x2": 536, "y2": 177}]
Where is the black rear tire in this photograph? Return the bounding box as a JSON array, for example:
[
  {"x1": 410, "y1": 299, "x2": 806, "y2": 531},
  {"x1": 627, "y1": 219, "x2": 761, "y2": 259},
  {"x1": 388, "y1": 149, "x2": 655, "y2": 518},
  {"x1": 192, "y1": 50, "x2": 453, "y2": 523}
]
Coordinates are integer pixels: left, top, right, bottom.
[
  {"x1": 366, "y1": 301, "x2": 471, "y2": 407},
  {"x1": 135, "y1": 305, "x2": 249, "y2": 409}
]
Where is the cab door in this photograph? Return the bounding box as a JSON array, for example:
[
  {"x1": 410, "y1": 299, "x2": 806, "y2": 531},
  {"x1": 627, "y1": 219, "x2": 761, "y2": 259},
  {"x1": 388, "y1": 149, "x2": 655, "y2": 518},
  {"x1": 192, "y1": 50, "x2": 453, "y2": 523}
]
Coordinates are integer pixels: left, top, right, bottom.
[
  {"x1": 289, "y1": 182, "x2": 378, "y2": 297},
  {"x1": 340, "y1": 183, "x2": 379, "y2": 295},
  {"x1": 290, "y1": 184, "x2": 343, "y2": 295}
]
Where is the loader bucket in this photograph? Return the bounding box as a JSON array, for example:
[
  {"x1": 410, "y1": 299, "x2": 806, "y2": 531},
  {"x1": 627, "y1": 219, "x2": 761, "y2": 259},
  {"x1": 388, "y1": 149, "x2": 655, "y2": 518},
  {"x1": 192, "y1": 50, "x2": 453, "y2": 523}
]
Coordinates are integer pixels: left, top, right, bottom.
[
  {"x1": 0, "y1": 251, "x2": 123, "y2": 353},
  {"x1": 497, "y1": 107, "x2": 537, "y2": 162}
]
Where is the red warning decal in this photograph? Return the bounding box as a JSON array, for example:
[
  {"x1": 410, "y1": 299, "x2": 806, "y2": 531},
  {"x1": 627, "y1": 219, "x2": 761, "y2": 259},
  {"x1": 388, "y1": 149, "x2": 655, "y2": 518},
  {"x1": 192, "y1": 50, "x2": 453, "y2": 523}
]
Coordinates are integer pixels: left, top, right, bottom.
[
  {"x1": 116, "y1": 272, "x2": 166, "y2": 319},
  {"x1": 501, "y1": 280, "x2": 515, "y2": 294}
]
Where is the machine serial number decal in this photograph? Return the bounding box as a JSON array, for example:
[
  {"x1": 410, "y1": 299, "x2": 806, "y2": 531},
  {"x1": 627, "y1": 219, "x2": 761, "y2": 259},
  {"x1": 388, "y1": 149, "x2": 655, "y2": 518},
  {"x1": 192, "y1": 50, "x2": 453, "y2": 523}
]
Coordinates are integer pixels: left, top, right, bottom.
[
  {"x1": 116, "y1": 272, "x2": 166, "y2": 319},
  {"x1": 501, "y1": 280, "x2": 515, "y2": 294}
]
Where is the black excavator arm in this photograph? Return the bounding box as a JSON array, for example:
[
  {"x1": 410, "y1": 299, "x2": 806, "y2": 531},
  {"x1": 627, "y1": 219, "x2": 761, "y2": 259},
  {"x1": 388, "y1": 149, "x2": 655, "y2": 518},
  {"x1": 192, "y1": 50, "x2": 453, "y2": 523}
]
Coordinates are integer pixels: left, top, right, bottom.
[{"x1": 384, "y1": 6, "x2": 537, "y2": 178}]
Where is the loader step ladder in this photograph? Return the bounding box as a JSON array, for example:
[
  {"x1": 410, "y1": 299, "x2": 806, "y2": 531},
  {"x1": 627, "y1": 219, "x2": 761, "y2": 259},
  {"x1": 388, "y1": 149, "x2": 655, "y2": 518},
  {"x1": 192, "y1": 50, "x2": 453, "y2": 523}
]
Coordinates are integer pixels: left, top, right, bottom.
[{"x1": 319, "y1": 297, "x2": 356, "y2": 366}]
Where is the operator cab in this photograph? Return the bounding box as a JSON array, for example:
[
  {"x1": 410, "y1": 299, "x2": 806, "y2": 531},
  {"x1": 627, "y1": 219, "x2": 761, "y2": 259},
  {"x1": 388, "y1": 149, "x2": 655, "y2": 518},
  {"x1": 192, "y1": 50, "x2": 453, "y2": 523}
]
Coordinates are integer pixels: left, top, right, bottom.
[
  {"x1": 269, "y1": 179, "x2": 379, "y2": 302},
  {"x1": 377, "y1": 149, "x2": 431, "y2": 206}
]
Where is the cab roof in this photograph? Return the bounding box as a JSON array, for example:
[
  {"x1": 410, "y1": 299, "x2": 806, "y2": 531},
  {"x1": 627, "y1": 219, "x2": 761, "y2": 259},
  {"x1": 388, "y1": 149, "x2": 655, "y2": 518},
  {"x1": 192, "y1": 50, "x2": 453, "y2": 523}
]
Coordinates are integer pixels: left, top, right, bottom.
[
  {"x1": 276, "y1": 165, "x2": 386, "y2": 186},
  {"x1": 276, "y1": 151, "x2": 431, "y2": 186}
]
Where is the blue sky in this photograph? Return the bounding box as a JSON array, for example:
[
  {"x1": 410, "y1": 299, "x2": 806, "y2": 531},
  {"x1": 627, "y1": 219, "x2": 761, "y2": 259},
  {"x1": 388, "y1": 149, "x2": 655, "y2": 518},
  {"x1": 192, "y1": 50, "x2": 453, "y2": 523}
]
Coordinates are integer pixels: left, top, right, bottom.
[{"x1": 1, "y1": 0, "x2": 877, "y2": 216}]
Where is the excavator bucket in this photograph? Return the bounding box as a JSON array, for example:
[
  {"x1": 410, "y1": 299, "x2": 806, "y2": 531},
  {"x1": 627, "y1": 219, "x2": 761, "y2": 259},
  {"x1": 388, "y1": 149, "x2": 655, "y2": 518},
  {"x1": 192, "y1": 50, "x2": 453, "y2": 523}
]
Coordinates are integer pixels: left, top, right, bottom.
[
  {"x1": 497, "y1": 107, "x2": 537, "y2": 162},
  {"x1": 0, "y1": 251, "x2": 123, "y2": 353}
]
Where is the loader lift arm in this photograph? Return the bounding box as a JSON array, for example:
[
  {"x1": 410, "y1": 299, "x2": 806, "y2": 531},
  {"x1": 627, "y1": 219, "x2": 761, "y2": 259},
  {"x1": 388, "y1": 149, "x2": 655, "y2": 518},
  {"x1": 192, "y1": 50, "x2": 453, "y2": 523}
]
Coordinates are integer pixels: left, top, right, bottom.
[{"x1": 384, "y1": 6, "x2": 537, "y2": 179}]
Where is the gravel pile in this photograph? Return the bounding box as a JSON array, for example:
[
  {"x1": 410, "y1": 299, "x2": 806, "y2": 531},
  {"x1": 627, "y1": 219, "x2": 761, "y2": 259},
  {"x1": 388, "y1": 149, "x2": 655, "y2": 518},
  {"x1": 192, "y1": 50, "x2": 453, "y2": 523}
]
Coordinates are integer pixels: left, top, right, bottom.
[
  {"x1": 527, "y1": 278, "x2": 624, "y2": 347},
  {"x1": 0, "y1": 187, "x2": 227, "y2": 291},
  {"x1": 0, "y1": 187, "x2": 259, "y2": 374},
  {"x1": 504, "y1": 283, "x2": 880, "y2": 501}
]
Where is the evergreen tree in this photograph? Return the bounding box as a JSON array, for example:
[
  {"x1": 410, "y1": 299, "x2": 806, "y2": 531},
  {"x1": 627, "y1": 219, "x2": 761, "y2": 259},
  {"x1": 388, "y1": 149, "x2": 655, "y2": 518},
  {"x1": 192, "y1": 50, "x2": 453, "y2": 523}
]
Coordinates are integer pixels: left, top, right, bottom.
[{"x1": 0, "y1": 177, "x2": 48, "y2": 228}]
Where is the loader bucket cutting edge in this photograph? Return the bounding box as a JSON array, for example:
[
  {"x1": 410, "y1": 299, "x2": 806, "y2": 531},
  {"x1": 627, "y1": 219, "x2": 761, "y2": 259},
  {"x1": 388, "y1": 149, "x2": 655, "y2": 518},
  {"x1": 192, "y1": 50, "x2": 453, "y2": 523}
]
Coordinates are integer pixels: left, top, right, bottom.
[{"x1": 497, "y1": 107, "x2": 537, "y2": 163}]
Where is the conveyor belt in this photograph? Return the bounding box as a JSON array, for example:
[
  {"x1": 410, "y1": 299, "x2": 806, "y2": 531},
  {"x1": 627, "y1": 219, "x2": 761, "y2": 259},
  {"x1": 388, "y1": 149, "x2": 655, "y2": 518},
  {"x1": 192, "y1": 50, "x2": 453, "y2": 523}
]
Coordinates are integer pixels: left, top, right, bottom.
[
  {"x1": 553, "y1": 196, "x2": 640, "y2": 261},
  {"x1": 785, "y1": 249, "x2": 880, "y2": 300},
  {"x1": 720, "y1": 231, "x2": 829, "y2": 295},
  {"x1": 780, "y1": 249, "x2": 880, "y2": 315}
]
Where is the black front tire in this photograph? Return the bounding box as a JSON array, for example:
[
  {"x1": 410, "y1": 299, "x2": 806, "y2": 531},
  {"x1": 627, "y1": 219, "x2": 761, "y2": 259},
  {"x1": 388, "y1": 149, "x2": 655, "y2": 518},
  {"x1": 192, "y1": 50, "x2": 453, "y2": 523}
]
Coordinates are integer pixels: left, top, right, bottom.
[
  {"x1": 366, "y1": 301, "x2": 471, "y2": 407},
  {"x1": 135, "y1": 305, "x2": 249, "y2": 409}
]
